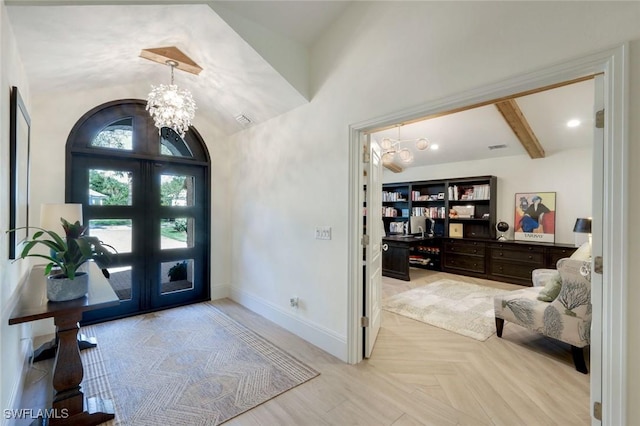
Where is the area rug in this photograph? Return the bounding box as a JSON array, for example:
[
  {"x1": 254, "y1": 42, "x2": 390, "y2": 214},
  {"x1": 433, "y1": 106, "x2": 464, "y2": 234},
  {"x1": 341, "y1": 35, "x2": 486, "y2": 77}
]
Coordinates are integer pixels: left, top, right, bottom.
[
  {"x1": 382, "y1": 279, "x2": 512, "y2": 341},
  {"x1": 79, "y1": 302, "x2": 319, "y2": 425}
]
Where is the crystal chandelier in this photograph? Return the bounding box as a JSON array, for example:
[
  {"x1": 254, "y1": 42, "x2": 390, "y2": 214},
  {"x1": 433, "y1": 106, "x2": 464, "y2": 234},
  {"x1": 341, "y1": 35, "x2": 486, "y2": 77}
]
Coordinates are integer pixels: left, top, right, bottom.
[
  {"x1": 146, "y1": 60, "x2": 196, "y2": 137},
  {"x1": 380, "y1": 125, "x2": 438, "y2": 164}
]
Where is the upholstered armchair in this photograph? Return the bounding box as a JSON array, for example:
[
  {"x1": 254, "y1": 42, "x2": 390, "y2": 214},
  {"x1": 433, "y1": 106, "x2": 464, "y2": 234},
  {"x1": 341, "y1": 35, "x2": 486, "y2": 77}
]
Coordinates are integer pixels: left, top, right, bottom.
[{"x1": 494, "y1": 258, "x2": 591, "y2": 373}]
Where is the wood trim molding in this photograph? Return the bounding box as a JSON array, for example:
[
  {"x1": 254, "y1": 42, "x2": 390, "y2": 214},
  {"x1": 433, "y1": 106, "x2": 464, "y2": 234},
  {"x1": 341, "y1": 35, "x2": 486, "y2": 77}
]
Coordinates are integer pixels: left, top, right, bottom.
[
  {"x1": 140, "y1": 46, "x2": 202, "y2": 75},
  {"x1": 383, "y1": 163, "x2": 403, "y2": 173},
  {"x1": 494, "y1": 99, "x2": 545, "y2": 159}
]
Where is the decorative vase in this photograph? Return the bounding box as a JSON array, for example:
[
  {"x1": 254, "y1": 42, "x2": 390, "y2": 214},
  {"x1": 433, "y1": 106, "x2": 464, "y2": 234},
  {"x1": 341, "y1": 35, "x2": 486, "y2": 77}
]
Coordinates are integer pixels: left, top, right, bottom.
[{"x1": 46, "y1": 272, "x2": 89, "y2": 302}]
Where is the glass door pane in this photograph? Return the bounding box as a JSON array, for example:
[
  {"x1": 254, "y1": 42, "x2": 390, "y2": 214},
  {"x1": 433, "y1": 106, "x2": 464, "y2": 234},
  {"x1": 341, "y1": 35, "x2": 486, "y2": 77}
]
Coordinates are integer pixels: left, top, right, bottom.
[
  {"x1": 150, "y1": 163, "x2": 208, "y2": 308},
  {"x1": 71, "y1": 157, "x2": 144, "y2": 322}
]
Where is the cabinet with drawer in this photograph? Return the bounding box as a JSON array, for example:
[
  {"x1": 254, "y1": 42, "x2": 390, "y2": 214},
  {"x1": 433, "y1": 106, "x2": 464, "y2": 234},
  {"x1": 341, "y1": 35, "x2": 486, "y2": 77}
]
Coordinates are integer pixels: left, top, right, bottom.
[
  {"x1": 487, "y1": 241, "x2": 577, "y2": 285},
  {"x1": 547, "y1": 246, "x2": 578, "y2": 267},
  {"x1": 442, "y1": 239, "x2": 486, "y2": 275},
  {"x1": 488, "y1": 242, "x2": 544, "y2": 285}
]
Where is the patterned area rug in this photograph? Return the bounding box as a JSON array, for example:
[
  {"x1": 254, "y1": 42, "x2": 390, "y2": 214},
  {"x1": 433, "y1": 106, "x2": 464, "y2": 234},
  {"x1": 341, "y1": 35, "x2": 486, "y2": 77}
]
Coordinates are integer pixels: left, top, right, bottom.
[
  {"x1": 383, "y1": 279, "x2": 512, "y2": 341},
  {"x1": 79, "y1": 302, "x2": 319, "y2": 425}
]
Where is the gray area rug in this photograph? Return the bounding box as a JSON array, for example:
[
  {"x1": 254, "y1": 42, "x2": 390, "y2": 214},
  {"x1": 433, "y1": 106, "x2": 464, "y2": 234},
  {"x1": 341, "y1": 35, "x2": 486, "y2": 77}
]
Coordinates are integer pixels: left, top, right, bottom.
[
  {"x1": 383, "y1": 279, "x2": 512, "y2": 341},
  {"x1": 80, "y1": 302, "x2": 319, "y2": 425}
]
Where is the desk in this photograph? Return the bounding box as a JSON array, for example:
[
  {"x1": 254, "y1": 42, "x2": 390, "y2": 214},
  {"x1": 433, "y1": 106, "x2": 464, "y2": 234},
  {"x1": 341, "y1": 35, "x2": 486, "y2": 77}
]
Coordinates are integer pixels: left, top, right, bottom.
[
  {"x1": 382, "y1": 235, "x2": 440, "y2": 281},
  {"x1": 9, "y1": 263, "x2": 119, "y2": 426}
]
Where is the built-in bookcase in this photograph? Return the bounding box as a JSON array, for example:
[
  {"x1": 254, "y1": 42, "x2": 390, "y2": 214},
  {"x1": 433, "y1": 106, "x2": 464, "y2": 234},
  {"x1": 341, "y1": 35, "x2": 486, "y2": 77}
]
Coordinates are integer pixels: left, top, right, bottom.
[
  {"x1": 383, "y1": 175, "x2": 497, "y2": 239},
  {"x1": 382, "y1": 183, "x2": 410, "y2": 235}
]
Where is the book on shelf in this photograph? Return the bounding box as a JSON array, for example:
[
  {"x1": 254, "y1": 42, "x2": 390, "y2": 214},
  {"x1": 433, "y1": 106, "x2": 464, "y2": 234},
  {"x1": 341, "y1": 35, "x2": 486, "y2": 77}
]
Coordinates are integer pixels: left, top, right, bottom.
[
  {"x1": 411, "y1": 206, "x2": 446, "y2": 219},
  {"x1": 389, "y1": 222, "x2": 405, "y2": 234},
  {"x1": 383, "y1": 191, "x2": 407, "y2": 202},
  {"x1": 409, "y1": 256, "x2": 431, "y2": 266},
  {"x1": 452, "y1": 205, "x2": 475, "y2": 218},
  {"x1": 447, "y1": 183, "x2": 491, "y2": 201},
  {"x1": 382, "y1": 207, "x2": 398, "y2": 217}
]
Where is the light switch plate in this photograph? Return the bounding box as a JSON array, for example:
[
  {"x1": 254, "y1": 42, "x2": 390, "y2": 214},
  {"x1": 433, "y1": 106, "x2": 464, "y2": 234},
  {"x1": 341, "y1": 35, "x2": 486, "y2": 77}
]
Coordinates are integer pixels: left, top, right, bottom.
[{"x1": 315, "y1": 226, "x2": 332, "y2": 240}]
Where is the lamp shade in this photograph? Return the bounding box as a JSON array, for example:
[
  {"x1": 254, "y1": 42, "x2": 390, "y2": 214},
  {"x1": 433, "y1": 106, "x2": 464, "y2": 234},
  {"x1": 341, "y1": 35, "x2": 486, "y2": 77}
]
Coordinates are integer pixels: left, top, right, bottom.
[
  {"x1": 573, "y1": 218, "x2": 592, "y2": 234},
  {"x1": 40, "y1": 203, "x2": 83, "y2": 235}
]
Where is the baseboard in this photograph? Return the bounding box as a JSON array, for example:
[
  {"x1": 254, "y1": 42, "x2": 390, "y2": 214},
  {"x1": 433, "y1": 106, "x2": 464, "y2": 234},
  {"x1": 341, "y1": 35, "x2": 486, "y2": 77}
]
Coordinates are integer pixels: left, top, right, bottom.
[
  {"x1": 211, "y1": 283, "x2": 230, "y2": 300},
  {"x1": 229, "y1": 286, "x2": 347, "y2": 361},
  {"x1": 2, "y1": 338, "x2": 31, "y2": 426}
]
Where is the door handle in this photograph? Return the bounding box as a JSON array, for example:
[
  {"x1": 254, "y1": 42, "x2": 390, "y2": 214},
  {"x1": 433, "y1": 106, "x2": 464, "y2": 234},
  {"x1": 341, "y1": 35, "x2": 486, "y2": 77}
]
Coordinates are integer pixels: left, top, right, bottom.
[{"x1": 382, "y1": 244, "x2": 388, "y2": 251}]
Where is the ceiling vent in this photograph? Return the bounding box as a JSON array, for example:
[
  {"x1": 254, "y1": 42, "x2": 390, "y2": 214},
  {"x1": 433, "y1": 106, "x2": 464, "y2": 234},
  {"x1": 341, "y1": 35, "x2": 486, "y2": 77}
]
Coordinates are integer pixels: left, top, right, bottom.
[
  {"x1": 235, "y1": 114, "x2": 252, "y2": 127},
  {"x1": 488, "y1": 144, "x2": 508, "y2": 150}
]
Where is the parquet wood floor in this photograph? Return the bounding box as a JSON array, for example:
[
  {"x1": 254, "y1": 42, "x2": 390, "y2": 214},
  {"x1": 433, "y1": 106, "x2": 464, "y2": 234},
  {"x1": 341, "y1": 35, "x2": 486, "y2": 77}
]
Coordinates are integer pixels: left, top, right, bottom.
[
  {"x1": 18, "y1": 268, "x2": 590, "y2": 425},
  {"x1": 221, "y1": 268, "x2": 590, "y2": 425}
]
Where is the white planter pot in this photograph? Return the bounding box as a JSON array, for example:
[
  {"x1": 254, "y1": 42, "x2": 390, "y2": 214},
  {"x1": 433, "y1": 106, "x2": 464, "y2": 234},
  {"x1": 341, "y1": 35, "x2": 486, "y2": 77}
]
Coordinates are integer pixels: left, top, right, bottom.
[{"x1": 47, "y1": 272, "x2": 89, "y2": 302}]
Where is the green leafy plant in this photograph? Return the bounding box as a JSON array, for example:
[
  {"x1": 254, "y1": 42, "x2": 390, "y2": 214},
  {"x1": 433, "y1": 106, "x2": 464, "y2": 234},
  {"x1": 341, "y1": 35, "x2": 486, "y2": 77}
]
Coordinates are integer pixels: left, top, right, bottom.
[
  {"x1": 167, "y1": 261, "x2": 188, "y2": 282},
  {"x1": 8, "y1": 218, "x2": 116, "y2": 279}
]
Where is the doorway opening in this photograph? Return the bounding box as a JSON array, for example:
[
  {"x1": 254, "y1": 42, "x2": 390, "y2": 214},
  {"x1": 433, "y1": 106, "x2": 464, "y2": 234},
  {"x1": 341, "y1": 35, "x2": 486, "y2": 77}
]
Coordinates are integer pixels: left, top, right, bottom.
[
  {"x1": 66, "y1": 99, "x2": 211, "y2": 323},
  {"x1": 349, "y1": 45, "x2": 628, "y2": 424}
]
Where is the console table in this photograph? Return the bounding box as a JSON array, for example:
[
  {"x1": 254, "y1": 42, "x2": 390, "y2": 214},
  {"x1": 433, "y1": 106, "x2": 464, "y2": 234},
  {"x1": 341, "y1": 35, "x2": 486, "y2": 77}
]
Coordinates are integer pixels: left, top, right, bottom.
[{"x1": 9, "y1": 263, "x2": 119, "y2": 426}]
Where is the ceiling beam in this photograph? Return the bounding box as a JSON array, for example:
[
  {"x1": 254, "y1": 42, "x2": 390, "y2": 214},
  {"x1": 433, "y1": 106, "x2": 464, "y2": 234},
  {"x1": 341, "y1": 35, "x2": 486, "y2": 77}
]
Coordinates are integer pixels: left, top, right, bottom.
[
  {"x1": 384, "y1": 163, "x2": 404, "y2": 173},
  {"x1": 140, "y1": 46, "x2": 203, "y2": 75},
  {"x1": 494, "y1": 99, "x2": 545, "y2": 159},
  {"x1": 366, "y1": 74, "x2": 598, "y2": 135}
]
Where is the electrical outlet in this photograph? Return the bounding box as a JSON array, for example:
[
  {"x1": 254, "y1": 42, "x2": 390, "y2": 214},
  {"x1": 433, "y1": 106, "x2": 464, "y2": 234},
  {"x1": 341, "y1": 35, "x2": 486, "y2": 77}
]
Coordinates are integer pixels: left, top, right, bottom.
[
  {"x1": 289, "y1": 297, "x2": 299, "y2": 308},
  {"x1": 315, "y1": 226, "x2": 332, "y2": 240}
]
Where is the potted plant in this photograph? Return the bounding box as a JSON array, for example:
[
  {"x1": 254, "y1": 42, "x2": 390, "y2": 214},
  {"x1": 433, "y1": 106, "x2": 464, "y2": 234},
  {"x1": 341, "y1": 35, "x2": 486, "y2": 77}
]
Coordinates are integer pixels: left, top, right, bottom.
[
  {"x1": 8, "y1": 217, "x2": 116, "y2": 302},
  {"x1": 167, "y1": 260, "x2": 188, "y2": 282}
]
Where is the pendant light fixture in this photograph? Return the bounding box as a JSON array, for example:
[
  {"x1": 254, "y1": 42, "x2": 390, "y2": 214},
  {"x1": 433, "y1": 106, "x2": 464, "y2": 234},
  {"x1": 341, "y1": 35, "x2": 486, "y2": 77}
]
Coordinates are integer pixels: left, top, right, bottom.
[
  {"x1": 380, "y1": 125, "x2": 437, "y2": 164},
  {"x1": 141, "y1": 46, "x2": 202, "y2": 138}
]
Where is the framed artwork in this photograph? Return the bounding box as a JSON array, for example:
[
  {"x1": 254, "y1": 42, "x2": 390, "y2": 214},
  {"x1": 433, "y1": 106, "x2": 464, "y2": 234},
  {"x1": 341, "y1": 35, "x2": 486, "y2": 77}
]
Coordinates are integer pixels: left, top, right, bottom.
[
  {"x1": 9, "y1": 86, "x2": 31, "y2": 259},
  {"x1": 514, "y1": 192, "x2": 556, "y2": 243}
]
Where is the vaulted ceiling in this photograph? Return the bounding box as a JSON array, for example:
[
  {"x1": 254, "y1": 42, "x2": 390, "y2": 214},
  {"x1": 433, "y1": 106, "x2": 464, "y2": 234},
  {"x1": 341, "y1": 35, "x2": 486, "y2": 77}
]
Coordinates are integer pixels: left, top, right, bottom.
[
  {"x1": 6, "y1": 1, "x2": 351, "y2": 135},
  {"x1": 7, "y1": 1, "x2": 593, "y2": 168}
]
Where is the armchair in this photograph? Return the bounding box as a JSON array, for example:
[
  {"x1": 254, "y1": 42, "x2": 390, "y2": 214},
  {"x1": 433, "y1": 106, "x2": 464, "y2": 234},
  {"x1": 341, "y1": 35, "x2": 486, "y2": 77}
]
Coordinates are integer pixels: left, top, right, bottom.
[{"x1": 494, "y1": 258, "x2": 591, "y2": 373}]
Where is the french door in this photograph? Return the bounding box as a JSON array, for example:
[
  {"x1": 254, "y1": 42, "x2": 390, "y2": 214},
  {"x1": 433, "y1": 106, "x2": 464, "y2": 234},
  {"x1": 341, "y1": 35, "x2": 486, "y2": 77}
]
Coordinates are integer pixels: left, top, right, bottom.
[{"x1": 65, "y1": 100, "x2": 210, "y2": 323}]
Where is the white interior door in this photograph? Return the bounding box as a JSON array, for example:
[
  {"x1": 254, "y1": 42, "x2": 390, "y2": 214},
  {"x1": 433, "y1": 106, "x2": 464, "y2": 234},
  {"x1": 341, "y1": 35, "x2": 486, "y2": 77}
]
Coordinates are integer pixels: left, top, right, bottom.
[
  {"x1": 364, "y1": 137, "x2": 383, "y2": 358},
  {"x1": 590, "y1": 74, "x2": 604, "y2": 424}
]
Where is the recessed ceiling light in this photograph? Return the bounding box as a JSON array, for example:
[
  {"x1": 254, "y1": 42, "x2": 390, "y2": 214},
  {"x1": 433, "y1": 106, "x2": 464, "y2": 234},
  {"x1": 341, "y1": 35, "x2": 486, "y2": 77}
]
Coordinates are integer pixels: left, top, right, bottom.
[
  {"x1": 430, "y1": 144, "x2": 439, "y2": 150},
  {"x1": 567, "y1": 119, "x2": 581, "y2": 128}
]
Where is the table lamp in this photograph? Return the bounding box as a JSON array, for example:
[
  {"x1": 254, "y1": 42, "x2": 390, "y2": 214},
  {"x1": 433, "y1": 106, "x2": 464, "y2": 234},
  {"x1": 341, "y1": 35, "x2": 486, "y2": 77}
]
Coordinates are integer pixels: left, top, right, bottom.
[
  {"x1": 40, "y1": 203, "x2": 83, "y2": 235},
  {"x1": 573, "y1": 217, "x2": 592, "y2": 247}
]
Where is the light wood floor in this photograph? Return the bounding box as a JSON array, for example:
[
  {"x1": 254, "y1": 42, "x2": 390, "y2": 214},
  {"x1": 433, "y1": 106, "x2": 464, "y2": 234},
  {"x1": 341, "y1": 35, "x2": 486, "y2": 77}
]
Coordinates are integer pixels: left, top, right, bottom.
[{"x1": 19, "y1": 269, "x2": 590, "y2": 425}]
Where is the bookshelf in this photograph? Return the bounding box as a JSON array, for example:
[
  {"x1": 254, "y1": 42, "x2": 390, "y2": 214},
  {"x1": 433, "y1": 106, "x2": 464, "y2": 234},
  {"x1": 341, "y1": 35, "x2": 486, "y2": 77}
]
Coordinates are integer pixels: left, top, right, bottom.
[
  {"x1": 383, "y1": 175, "x2": 497, "y2": 239},
  {"x1": 382, "y1": 183, "x2": 410, "y2": 235}
]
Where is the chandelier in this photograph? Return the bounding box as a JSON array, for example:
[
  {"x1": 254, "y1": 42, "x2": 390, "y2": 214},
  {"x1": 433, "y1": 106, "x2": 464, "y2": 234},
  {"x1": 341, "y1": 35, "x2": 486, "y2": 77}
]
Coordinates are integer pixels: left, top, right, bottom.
[
  {"x1": 380, "y1": 125, "x2": 437, "y2": 164},
  {"x1": 146, "y1": 60, "x2": 196, "y2": 137}
]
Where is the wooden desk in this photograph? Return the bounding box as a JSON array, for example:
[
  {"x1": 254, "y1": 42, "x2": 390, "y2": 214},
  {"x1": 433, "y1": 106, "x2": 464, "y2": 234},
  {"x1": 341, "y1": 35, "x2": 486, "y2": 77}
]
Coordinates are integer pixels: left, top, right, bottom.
[
  {"x1": 382, "y1": 235, "x2": 440, "y2": 281},
  {"x1": 9, "y1": 263, "x2": 119, "y2": 426}
]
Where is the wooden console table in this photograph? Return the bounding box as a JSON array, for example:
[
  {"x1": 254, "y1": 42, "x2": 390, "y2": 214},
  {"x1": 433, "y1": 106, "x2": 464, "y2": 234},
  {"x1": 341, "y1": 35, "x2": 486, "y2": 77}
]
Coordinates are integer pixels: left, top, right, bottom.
[{"x1": 9, "y1": 263, "x2": 119, "y2": 426}]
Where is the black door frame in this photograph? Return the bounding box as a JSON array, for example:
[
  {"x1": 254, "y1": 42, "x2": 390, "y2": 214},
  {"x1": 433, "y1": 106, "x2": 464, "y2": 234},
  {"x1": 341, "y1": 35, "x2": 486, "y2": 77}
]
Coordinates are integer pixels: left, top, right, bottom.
[{"x1": 65, "y1": 99, "x2": 211, "y2": 324}]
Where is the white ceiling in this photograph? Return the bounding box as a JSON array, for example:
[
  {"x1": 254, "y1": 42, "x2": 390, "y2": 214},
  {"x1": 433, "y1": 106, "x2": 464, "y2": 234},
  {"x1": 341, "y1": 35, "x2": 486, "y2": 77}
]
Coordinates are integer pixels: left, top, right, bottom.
[
  {"x1": 6, "y1": 2, "x2": 350, "y2": 135},
  {"x1": 215, "y1": 1, "x2": 352, "y2": 47},
  {"x1": 7, "y1": 1, "x2": 594, "y2": 163},
  {"x1": 372, "y1": 78, "x2": 595, "y2": 169}
]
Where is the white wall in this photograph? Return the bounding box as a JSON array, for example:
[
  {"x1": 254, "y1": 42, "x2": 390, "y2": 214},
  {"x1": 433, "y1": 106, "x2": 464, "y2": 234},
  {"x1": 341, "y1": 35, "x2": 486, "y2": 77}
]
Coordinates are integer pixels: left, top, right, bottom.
[
  {"x1": 383, "y1": 148, "x2": 592, "y2": 244},
  {"x1": 0, "y1": 1, "x2": 32, "y2": 420},
  {"x1": 226, "y1": 1, "x2": 640, "y2": 420}
]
